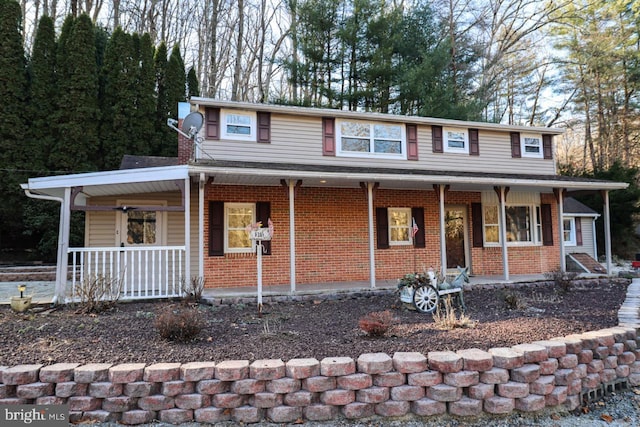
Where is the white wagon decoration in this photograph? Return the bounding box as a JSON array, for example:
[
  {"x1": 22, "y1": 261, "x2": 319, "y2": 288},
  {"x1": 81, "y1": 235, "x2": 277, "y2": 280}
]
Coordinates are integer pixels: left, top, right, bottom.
[{"x1": 398, "y1": 267, "x2": 469, "y2": 314}]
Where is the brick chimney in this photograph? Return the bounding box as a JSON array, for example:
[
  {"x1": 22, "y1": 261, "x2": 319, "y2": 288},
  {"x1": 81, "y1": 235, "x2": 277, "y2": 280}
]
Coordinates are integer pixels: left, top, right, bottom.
[{"x1": 177, "y1": 102, "x2": 193, "y2": 164}]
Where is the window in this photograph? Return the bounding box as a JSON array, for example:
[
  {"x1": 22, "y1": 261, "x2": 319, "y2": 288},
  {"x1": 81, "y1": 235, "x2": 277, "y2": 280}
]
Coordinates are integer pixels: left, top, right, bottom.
[
  {"x1": 521, "y1": 134, "x2": 543, "y2": 158},
  {"x1": 337, "y1": 120, "x2": 404, "y2": 158},
  {"x1": 388, "y1": 208, "x2": 412, "y2": 245},
  {"x1": 483, "y1": 205, "x2": 541, "y2": 245},
  {"x1": 126, "y1": 211, "x2": 157, "y2": 245},
  {"x1": 224, "y1": 203, "x2": 256, "y2": 253},
  {"x1": 563, "y1": 217, "x2": 576, "y2": 246},
  {"x1": 116, "y1": 200, "x2": 166, "y2": 246},
  {"x1": 443, "y1": 127, "x2": 469, "y2": 153},
  {"x1": 222, "y1": 110, "x2": 256, "y2": 140}
]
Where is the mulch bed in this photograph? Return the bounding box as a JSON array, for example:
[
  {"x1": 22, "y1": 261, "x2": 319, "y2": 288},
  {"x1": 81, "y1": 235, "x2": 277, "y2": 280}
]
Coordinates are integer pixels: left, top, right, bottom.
[{"x1": 0, "y1": 279, "x2": 629, "y2": 366}]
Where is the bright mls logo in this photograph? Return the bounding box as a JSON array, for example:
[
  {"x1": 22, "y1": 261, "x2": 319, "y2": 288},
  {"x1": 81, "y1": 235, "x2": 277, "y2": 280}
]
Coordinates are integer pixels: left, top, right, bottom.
[{"x1": 1, "y1": 405, "x2": 67, "y2": 427}]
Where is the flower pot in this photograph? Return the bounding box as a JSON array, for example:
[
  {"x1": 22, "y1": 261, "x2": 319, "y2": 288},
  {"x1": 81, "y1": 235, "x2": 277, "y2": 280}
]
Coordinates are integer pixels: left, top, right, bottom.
[
  {"x1": 10, "y1": 295, "x2": 32, "y2": 313},
  {"x1": 399, "y1": 285, "x2": 414, "y2": 303}
]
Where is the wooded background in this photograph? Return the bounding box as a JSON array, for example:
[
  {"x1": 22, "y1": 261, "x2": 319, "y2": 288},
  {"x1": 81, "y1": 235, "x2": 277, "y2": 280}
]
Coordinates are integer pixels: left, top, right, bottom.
[{"x1": 1, "y1": 0, "x2": 639, "y2": 261}]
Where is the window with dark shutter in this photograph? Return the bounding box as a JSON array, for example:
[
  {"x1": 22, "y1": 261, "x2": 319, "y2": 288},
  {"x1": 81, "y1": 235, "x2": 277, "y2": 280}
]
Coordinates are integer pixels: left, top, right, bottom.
[
  {"x1": 541, "y1": 203, "x2": 553, "y2": 246},
  {"x1": 257, "y1": 112, "x2": 271, "y2": 143},
  {"x1": 406, "y1": 124, "x2": 419, "y2": 160},
  {"x1": 469, "y1": 128, "x2": 479, "y2": 156},
  {"x1": 205, "y1": 107, "x2": 220, "y2": 140},
  {"x1": 256, "y1": 201, "x2": 271, "y2": 255},
  {"x1": 209, "y1": 201, "x2": 224, "y2": 256},
  {"x1": 471, "y1": 203, "x2": 483, "y2": 247},
  {"x1": 376, "y1": 207, "x2": 389, "y2": 249},
  {"x1": 411, "y1": 207, "x2": 425, "y2": 248},
  {"x1": 575, "y1": 217, "x2": 583, "y2": 246},
  {"x1": 542, "y1": 134, "x2": 553, "y2": 159},
  {"x1": 322, "y1": 117, "x2": 335, "y2": 156},
  {"x1": 511, "y1": 132, "x2": 521, "y2": 158},
  {"x1": 432, "y1": 125, "x2": 443, "y2": 153}
]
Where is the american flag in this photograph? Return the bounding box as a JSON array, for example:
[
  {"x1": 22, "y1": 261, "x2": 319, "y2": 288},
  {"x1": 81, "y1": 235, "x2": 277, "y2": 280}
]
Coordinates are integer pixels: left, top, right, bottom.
[{"x1": 411, "y1": 217, "x2": 419, "y2": 238}]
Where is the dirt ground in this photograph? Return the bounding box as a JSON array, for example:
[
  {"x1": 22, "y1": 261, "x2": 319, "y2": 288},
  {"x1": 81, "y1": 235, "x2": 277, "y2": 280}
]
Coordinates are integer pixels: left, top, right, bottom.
[{"x1": 0, "y1": 279, "x2": 629, "y2": 366}]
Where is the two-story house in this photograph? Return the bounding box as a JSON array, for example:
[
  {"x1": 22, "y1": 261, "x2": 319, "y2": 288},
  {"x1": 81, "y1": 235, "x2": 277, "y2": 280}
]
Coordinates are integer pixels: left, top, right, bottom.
[{"x1": 21, "y1": 99, "x2": 627, "y2": 303}]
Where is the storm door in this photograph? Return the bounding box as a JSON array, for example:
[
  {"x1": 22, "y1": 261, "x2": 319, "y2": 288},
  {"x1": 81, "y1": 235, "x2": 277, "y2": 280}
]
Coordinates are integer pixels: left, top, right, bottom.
[{"x1": 445, "y1": 205, "x2": 469, "y2": 272}]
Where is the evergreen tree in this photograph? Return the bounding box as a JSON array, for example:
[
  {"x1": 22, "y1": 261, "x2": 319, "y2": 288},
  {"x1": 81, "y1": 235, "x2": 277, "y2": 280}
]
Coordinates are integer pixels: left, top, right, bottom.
[
  {"x1": 131, "y1": 32, "x2": 156, "y2": 159},
  {"x1": 100, "y1": 27, "x2": 138, "y2": 170},
  {"x1": 153, "y1": 42, "x2": 170, "y2": 156},
  {"x1": 187, "y1": 66, "x2": 200, "y2": 98},
  {"x1": 0, "y1": 0, "x2": 28, "y2": 252},
  {"x1": 50, "y1": 13, "x2": 100, "y2": 173}
]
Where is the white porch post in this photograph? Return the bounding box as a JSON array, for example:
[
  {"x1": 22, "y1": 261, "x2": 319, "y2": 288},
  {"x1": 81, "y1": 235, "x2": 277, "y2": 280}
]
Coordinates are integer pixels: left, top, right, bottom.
[
  {"x1": 498, "y1": 186, "x2": 509, "y2": 281},
  {"x1": 56, "y1": 187, "x2": 72, "y2": 303},
  {"x1": 184, "y1": 177, "x2": 191, "y2": 284},
  {"x1": 558, "y1": 190, "x2": 566, "y2": 272},
  {"x1": 603, "y1": 190, "x2": 612, "y2": 275},
  {"x1": 198, "y1": 173, "x2": 205, "y2": 278},
  {"x1": 288, "y1": 180, "x2": 296, "y2": 292},
  {"x1": 368, "y1": 182, "x2": 376, "y2": 288},
  {"x1": 438, "y1": 185, "x2": 447, "y2": 276}
]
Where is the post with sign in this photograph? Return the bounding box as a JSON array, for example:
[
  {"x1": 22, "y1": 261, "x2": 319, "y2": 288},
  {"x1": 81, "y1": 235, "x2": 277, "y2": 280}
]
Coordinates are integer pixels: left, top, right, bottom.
[{"x1": 248, "y1": 221, "x2": 273, "y2": 314}]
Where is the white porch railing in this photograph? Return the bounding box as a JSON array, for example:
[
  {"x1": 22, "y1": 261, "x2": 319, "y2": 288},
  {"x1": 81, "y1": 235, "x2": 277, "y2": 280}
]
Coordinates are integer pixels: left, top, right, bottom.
[{"x1": 67, "y1": 246, "x2": 186, "y2": 300}]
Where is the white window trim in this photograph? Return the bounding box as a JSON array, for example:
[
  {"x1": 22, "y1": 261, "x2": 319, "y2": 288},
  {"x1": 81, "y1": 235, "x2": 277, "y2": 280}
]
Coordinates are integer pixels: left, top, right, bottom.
[
  {"x1": 221, "y1": 109, "x2": 257, "y2": 141},
  {"x1": 115, "y1": 200, "x2": 167, "y2": 246},
  {"x1": 520, "y1": 133, "x2": 543, "y2": 158},
  {"x1": 388, "y1": 207, "x2": 413, "y2": 246},
  {"x1": 483, "y1": 204, "x2": 542, "y2": 247},
  {"x1": 336, "y1": 119, "x2": 406, "y2": 159},
  {"x1": 224, "y1": 202, "x2": 256, "y2": 254},
  {"x1": 564, "y1": 217, "x2": 577, "y2": 246},
  {"x1": 443, "y1": 127, "x2": 469, "y2": 154}
]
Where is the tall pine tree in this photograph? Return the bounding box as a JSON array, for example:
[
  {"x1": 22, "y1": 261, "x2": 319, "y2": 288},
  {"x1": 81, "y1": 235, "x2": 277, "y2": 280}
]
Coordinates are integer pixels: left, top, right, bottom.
[
  {"x1": 0, "y1": 0, "x2": 28, "y2": 252},
  {"x1": 131, "y1": 32, "x2": 156, "y2": 159},
  {"x1": 187, "y1": 66, "x2": 200, "y2": 98},
  {"x1": 153, "y1": 42, "x2": 170, "y2": 156},
  {"x1": 51, "y1": 13, "x2": 100, "y2": 173},
  {"x1": 155, "y1": 43, "x2": 187, "y2": 157}
]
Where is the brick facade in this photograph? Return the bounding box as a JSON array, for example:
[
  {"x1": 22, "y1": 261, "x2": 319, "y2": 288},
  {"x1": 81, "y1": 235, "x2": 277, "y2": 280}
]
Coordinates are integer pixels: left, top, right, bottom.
[{"x1": 203, "y1": 185, "x2": 562, "y2": 288}]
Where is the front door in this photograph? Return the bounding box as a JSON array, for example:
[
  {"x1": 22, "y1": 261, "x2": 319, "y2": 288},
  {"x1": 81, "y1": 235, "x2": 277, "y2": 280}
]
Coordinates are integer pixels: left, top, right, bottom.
[{"x1": 445, "y1": 206, "x2": 468, "y2": 272}]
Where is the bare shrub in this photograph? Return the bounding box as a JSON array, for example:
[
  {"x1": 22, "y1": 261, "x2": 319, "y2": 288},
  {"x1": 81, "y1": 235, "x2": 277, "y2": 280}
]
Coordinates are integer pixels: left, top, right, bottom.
[
  {"x1": 501, "y1": 290, "x2": 526, "y2": 310},
  {"x1": 154, "y1": 305, "x2": 205, "y2": 342},
  {"x1": 72, "y1": 275, "x2": 123, "y2": 313},
  {"x1": 433, "y1": 296, "x2": 478, "y2": 330},
  {"x1": 358, "y1": 310, "x2": 397, "y2": 337},
  {"x1": 182, "y1": 276, "x2": 205, "y2": 303},
  {"x1": 544, "y1": 270, "x2": 578, "y2": 295}
]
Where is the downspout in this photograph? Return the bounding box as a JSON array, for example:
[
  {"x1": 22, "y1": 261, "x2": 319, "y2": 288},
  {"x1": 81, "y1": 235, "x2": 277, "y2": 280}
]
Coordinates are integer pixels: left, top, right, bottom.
[{"x1": 22, "y1": 187, "x2": 68, "y2": 305}]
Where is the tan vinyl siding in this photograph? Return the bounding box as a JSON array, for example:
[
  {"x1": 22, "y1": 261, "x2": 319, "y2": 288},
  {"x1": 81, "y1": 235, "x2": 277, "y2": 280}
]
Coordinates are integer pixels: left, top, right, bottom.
[
  {"x1": 566, "y1": 217, "x2": 596, "y2": 258},
  {"x1": 198, "y1": 113, "x2": 557, "y2": 175}
]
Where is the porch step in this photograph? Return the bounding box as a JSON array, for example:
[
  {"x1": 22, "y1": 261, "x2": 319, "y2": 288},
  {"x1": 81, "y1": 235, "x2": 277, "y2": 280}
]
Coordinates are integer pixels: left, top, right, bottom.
[{"x1": 0, "y1": 265, "x2": 57, "y2": 282}]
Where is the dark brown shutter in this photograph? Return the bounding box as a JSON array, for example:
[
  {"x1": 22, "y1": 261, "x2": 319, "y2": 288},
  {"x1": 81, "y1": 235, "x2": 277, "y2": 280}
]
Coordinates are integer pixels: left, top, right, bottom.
[
  {"x1": 471, "y1": 203, "x2": 483, "y2": 248},
  {"x1": 406, "y1": 124, "x2": 419, "y2": 160},
  {"x1": 256, "y1": 201, "x2": 271, "y2": 255},
  {"x1": 205, "y1": 107, "x2": 220, "y2": 140},
  {"x1": 542, "y1": 134, "x2": 553, "y2": 159},
  {"x1": 411, "y1": 207, "x2": 425, "y2": 248},
  {"x1": 257, "y1": 112, "x2": 271, "y2": 143},
  {"x1": 376, "y1": 207, "x2": 389, "y2": 249},
  {"x1": 541, "y1": 203, "x2": 553, "y2": 246},
  {"x1": 469, "y1": 128, "x2": 479, "y2": 156},
  {"x1": 575, "y1": 218, "x2": 583, "y2": 246},
  {"x1": 209, "y1": 201, "x2": 224, "y2": 256},
  {"x1": 432, "y1": 125, "x2": 443, "y2": 153},
  {"x1": 322, "y1": 117, "x2": 335, "y2": 156},
  {"x1": 511, "y1": 132, "x2": 521, "y2": 158}
]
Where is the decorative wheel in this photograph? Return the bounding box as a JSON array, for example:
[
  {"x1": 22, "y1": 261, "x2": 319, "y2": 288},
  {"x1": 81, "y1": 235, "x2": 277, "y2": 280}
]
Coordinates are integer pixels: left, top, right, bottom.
[{"x1": 413, "y1": 285, "x2": 439, "y2": 314}]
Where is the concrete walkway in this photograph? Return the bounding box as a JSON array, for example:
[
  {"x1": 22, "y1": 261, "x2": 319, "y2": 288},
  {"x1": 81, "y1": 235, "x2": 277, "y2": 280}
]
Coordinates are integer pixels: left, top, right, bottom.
[{"x1": 618, "y1": 278, "x2": 640, "y2": 328}]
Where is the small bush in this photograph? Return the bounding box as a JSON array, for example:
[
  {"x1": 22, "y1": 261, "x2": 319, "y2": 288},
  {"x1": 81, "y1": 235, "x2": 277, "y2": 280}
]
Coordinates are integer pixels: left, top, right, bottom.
[
  {"x1": 544, "y1": 270, "x2": 578, "y2": 295},
  {"x1": 432, "y1": 296, "x2": 477, "y2": 330},
  {"x1": 182, "y1": 276, "x2": 205, "y2": 303},
  {"x1": 154, "y1": 305, "x2": 205, "y2": 342},
  {"x1": 501, "y1": 290, "x2": 525, "y2": 310},
  {"x1": 358, "y1": 310, "x2": 397, "y2": 337},
  {"x1": 71, "y1": 275, "x2": 123, "y2": 314}
]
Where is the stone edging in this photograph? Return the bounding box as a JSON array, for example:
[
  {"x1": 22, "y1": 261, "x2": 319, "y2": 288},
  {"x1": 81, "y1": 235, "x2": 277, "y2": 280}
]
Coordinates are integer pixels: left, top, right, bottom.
[{"x1": 0, "y1": 278, "x2": 637, "y2": 425}]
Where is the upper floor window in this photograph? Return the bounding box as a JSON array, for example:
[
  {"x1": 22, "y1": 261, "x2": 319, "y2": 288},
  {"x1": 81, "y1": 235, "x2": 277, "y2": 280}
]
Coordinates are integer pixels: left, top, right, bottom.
[
  {"x1": 222, "y1": 110, "x2": 256, "y2": 141},
  {"x1": 337, "y1": 120, "x2": 404, "y2": 158},
  {"x1": 443, "y1": 127, "x2": 469, "y2": 154},
  {"x1": 521, "y1": 134, "x2": 543, "y2": 158}
]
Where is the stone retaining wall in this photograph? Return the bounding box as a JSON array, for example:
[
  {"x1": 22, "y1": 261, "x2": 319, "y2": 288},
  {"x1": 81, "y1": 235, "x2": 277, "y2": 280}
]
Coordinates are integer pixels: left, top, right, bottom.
[{"x1": 1, "y1": 326, "x2": 639, "y2": 425}]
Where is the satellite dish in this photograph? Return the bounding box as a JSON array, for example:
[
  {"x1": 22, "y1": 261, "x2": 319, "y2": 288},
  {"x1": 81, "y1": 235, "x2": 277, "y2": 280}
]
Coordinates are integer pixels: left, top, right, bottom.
[{"x1": 181, "y1": 112, "x2": 204, "y2": 138}]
